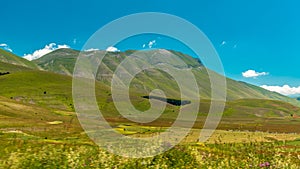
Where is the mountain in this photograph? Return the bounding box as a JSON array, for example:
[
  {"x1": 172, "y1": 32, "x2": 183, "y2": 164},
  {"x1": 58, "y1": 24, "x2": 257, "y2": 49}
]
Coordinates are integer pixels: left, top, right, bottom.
[
  {"x1": 0, "y1": 61, "x2": 111, "y2": 111},
  {"x1": 33, "y1": 48, "x2": 300, "y2": 107},
  {"x1": 1, "y1": 48, "x2": 299, "y2": 118},
  {"x1": 224, "y1": 99, "x2": 300, "y2": 118},
  {"x1": 33, "y1": 48, "x2": 79, "y2": 76},
  {"x1": 1, "y1": 56, "x2": 300, "y2": 134},
  {"x1": 0, "y1": 49, "x2": 38, "y2": 69},
  {"x1": 288, "y1": 94, "x2": 300, "y2": 98},
  {"x1": 0, "y1": 65, "x2": 74, "y2": 110},
  {"x1": 1, "y1": 62, "x2": 299, "y2": 119}
]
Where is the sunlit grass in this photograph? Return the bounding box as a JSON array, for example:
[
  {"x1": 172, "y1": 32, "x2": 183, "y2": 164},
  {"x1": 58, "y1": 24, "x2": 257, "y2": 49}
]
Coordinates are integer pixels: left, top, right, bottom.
[{"x1": 1, "y1": 128, "x2": 300, "y2": 168}]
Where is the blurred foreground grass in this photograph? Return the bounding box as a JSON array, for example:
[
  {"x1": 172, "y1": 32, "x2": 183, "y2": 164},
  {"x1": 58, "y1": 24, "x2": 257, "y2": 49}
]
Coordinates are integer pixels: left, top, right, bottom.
[{"x1": 1, "y1": 130, "x2": 300, "y2": 168}]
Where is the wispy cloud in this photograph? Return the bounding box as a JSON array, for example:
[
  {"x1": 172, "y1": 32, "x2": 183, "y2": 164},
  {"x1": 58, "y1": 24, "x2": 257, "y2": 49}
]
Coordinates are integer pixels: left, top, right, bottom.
[
  {"x1": 143, "y1": 40, "x2": 156, "y2": 49},
  {"x1": 84, "y1": 48, "x2": 99, "y2": 52},
  {"x1": 106, "y1": 46, "x2": 120, "y2": 52},
  {"x1": 0, "y1": 43, "x2": 13, "y2": 52},
  {"x1": 261, "y1": 85, "x2": 300, "y2": 96},
  {"x1": 148, "y1": 40, "x2": 156, "y2": 48},
  {"x1": 220, "y1": 41, "x2": 238, "y2": 49},
  {"x1": 242, "y1": 69, "x2": 269, "y2": 78},
  {"x1": 220, "y1": 40, "x2": 226, "y2": 47},
  {"x1": 23, "y1": 43, "x2": 70, "y2": 61},
  {"x1": 73, "y1": 38, "x2": 77, "y2": 45}
]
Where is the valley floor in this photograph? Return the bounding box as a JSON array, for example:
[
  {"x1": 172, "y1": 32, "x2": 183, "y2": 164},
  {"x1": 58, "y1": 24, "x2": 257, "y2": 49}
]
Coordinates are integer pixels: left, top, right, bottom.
[
  {"x1": 1, "y1": 95, "x2": 300, "y2": 168},
  {"x1": 1, "y1": 125, "x2": 300, "y2": 168}
]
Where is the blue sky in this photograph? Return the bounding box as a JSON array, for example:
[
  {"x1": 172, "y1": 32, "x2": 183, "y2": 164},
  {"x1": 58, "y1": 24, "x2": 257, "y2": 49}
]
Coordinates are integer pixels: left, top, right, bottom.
[{"x1": 1, "y1": 0, "x2": 300, "y2": 95}]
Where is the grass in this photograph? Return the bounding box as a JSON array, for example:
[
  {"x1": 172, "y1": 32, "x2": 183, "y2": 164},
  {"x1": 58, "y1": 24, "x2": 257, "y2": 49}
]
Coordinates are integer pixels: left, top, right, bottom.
[
  {"x1": 47, "y1": 121, "x2": 63, "y2": 125},
  {"x1": 113, "y1": 124, "x2": 165, "y2": 135},
  {"x1": 1, "y1": 94, "x2": 299, "y2": 168},
  {"x1": 1, "y1": 56, "x2": 300, "y2": 167},
  {"x1": 0, "y1": 49, "x2": 38, "y2": 69},
  {"x1": 183, "y1": 129, "x2": 300, "y2": 144},
  {"x1": 0, "y1": 65, "x2": 299, "y2": 135},
  {"x1": 34, "y1": 48, "x2": 79, "y2": 75},
  {"x1": 0, "y1": 70, "x2": 74, "y2": 110},
  {"x1": 30, "y1": 48, "x2": 300, "y2": 107},
  {"x1": 0, "y1": 128, "x2": 300, "y2": 168},
  {"x1": 1, "y1": 93, "x2": 300, "y2": 168}
]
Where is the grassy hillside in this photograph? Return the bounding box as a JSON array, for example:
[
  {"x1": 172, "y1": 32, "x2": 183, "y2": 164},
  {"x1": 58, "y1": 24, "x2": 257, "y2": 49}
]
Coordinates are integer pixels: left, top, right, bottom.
[
  {"x1": 0, "y1": 70, "x2": 74, "y2": 110},
  {"x1": 0, "y1": 96, "x2": 82, "y2": 137},
  {"x1": 34, "y1": 49, "x2": 300, "y2": 106},
  {"x1": 224, "y1": 99, "x2": 300, "y2": 118},
  {"x1": 32, "y1": 48, "x2": 300, "y2": 107},
  {"x1": 0, "y1": 61, "x2": 32, "y2": 72},
  {"x1": 1, "y1": 61, "x2": 300, "y2": 168},
  {"x1": 0, "y1": 49, "x2": 38, "y2": 69},
  {"x1": 1, "y1": 48, "x2": 297, "y2": 131},
  {"x1": 33, "y1": 48, "x2": 79, "y2": 75},
  {"x1": 1, "y1": 62, "x2": 299, "y2": 129}
]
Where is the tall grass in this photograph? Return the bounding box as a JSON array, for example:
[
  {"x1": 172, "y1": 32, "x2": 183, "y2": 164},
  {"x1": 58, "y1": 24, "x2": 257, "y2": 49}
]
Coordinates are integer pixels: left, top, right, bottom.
[{"x1": 1, "y1": 136, "x2": 299, "y2": 168}]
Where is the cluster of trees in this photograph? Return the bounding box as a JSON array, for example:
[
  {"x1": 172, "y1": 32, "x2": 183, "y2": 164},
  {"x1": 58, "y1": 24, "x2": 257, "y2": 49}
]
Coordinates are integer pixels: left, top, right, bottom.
[
  {"x1": 0, "y1": 72, "x2": 10, "y2": 76},
  {"x1": 142, "y1": 95, "x2": 191, "y2": 106}
]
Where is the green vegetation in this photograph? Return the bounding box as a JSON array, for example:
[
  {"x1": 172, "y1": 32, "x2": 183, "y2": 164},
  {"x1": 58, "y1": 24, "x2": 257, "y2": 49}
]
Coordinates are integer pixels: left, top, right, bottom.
[
  {"x1": 0, "y1": 49, "x2": 38, "y2": 69},
  {"x1": 142, "y1": 95, "x2": 191, "y2": 106},
  {"x1": 32, "y1": 48, "x2": 300, "y2": 107},
  {"x1": 0, "y1": 59, "x2": 33, "y2": 73},
  {"x1": 34, "y1": 48, "x2": 80, "y2": 75},
  {"x1": 0, "y1": 70, "x2": 74, "y2": 110},
  {"x1": 1, "y1": 49, "x2": 300, "y2": 168},
  {"x1": 1, "y1": 129, "x2": 300, "y2": 168}
]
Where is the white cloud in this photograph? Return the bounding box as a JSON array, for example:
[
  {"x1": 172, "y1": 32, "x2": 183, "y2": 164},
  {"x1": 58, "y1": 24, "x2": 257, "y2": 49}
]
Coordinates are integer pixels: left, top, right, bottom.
[
  {"x1": 242, "y1": 70, "x2": 269, "y2": 78},
  {"x1": 142, "y1": 40, "x2": 157, "y2": 49},
  {"x1": 6, "y1": 48, "x2": 13, "y2": 52},
  {"x1": 73, "y1": 38, "x2": 77, "y2": 45},
  {"x1": 4, "y1": 47, "x2": 13, "y2": 52},
  {"x1": 84, "y1": 48, "x2": 99, "y2": 52},
  {"x1": 106, "y1": 46, "x2": 120, "y2": 52},
  {"x1": 220, "y1": 41, "x2": 226, "y2": 46},
  {"x1": 23, "y1": 43, "x2": 70, "y2": 61},
  {"x1": 261, "y1": 85, "x2": 300, "y2": 96},
  {"x1": 57, "y1": 44, "x2": 69, "y2": 48},
  {"x1": 148, "y1": 40, "x2": 156, "y2": 48},
  {"x1": 0, "y1": 43, "x2": 13, "y2": 52}
]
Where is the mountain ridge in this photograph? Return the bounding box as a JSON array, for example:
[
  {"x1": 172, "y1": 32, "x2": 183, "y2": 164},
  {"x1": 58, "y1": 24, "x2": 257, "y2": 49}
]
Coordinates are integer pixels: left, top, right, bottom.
[
  {"x1": 1, "y1": 48, "x2": 299, "y2": 107},
  {"x1": 0, "y1": 49, "x2": 38, "y2": 69},
  {"x1": 32, "y1": 48, "x2": 300, "y2": 107}
]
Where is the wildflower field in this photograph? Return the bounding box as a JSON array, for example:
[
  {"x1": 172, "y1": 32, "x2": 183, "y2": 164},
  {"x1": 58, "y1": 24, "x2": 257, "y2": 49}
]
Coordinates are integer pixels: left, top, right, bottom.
[
  {"x1": 1, "y1": 127, "x2": 300, "y2": 168},
  {"x1": 1, "y1": 95, "x2": 300, "y2": 168}
]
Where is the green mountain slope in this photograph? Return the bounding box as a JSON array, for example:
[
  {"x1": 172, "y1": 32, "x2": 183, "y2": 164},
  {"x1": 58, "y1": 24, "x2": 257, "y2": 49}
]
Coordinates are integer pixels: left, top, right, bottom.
[
  {"x1": 33, "y1": 48, "x2": 300, "y2": 107},
  {"x1": 0, "y1": 69, "x2": 74, "y2": 110},
  {"x1": 1, "y1": 62, "x2": 299, "y2": 118},
  {"x1": 224, "y1": 99, "x2": 300, "y2": 118},
  {"x1": 1, "y1": 62, "x2": 300, "y2": 134},
  {"x1": 0, "y1": 61, "x2": 32, "y2": 72},
  {"x1": 0, "y1": 62, "x2": 111, "y2": 112},
  {"x1": 0, "y1": 49, "x2": 38, "y2": 69},
  {"x1": 33, "y1": 48, "x2": 79, "y2": 75}
]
